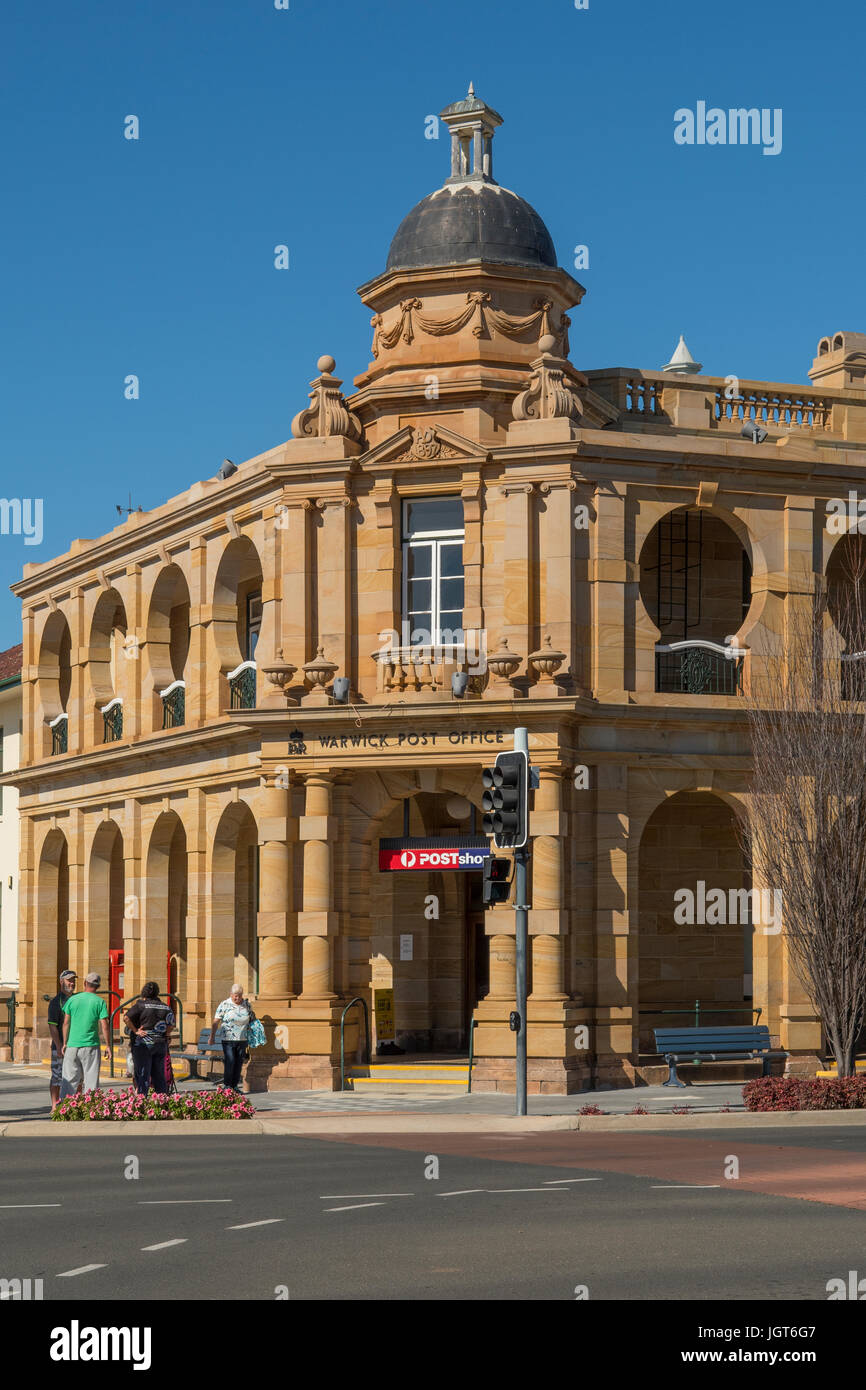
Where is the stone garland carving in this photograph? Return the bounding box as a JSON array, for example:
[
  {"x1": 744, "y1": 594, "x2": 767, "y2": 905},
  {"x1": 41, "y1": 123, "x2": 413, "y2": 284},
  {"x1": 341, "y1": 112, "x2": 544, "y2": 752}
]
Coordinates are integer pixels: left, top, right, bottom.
[
  {"x1": 371, "y1": 294, "x2": 569, "y2": 357},
  {"x1": 291, "y1": 355, "x2": 363, "y2": 443}
]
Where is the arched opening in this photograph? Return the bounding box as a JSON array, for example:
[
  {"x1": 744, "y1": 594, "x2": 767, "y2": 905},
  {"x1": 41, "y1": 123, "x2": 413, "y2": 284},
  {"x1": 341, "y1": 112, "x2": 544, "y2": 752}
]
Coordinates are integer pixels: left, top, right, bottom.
[
  {"x1": 147, "y1": 565, "x2": 190, "y2": 730},
  {"x1": 212, "y1": 538, "x2": 263, "y2": 710},
  {"x1": 89, "y1": 590, "x2": 130, "y2": 742},
  {"x1": 35, "y1": 830, "x2": 69, "y2": 1017},
  {"x1": 143, "y1": 813, "x2": 188, "y2": 1006},
  {"x1": 88, "y1": 821, "x2": 125, "y2": 995},
  {"x1": 638, "y1": 792, "x2": 753, "y2": 1054},
  {"x1": 639, "y1": 508, "x2": 752, "y2": 694},
  {"x1": 38, "y1": 612, "x2": 72, "y2": 755},
  {"x1": 211, "y1": 803, "x2": 258, "y2": 1009},
  {"x1": 826, "y1": 532, "x2": 866, "y2": 700},
  {"x1": 370, "y1": 790, "x2": 487, "y2": 1052}
]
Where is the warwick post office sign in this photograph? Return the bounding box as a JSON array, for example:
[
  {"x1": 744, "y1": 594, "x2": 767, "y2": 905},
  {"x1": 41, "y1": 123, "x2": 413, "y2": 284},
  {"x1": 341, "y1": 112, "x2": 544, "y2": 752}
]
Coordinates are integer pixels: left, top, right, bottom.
[{"x1": 310, "y1": 728, "x2": 506, "y2": 751}]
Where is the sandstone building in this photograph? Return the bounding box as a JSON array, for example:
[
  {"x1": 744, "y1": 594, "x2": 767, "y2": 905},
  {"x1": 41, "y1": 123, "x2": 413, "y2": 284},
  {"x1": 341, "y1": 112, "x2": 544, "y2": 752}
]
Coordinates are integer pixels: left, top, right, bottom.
[{"x1": 7, "y1": 89, "x2": 865, "y2": 1090}]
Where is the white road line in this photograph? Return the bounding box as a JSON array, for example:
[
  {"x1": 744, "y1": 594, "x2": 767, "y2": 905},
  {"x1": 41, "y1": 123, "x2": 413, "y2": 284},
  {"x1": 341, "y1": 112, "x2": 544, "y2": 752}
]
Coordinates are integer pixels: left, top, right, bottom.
[
  {"x1": 57, "y1": 1264, "x2": 107, "y2": 1277},
  {"x1": 437, "y1": 1189, "x2": 485, "y2": 1197},
  {"x1": 324, "y1": 1202, "x2": 386, "y2": 1212},
  {"x1": 141, "y1": 1239, "x2": 188, "y2": 1251},
  {"x1": 0, "y1": 1203, "x2": 62, "y2": 1208},
  {"x1": 543, "y1": 1178, "x2": 603, "y2": 1185},
  {"x1": 227, "y1": 1219, "x2": 283, "y2": 1230},
  {"x1": 486, "y1": 1187, "x2": 561, "y2": 1194},
  {"x1": 318, "y1": 1193, "x2": 413, "y2": 1199},
  {"x1": 650, "y1": 1185, "x2": 721, "y2": 1190},
  {"x1": 138, "y1": 1199, "x2": 232, "y2": 1205}
]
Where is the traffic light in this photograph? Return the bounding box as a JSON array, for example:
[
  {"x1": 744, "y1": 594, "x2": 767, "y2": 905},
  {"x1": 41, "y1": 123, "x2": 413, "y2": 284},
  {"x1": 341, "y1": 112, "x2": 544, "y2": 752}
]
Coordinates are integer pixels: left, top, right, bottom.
[
  {"x1": 482, "y1": 749, "x2": 528, "y2": 849},
  {"x1": 482, "y1": 856, "x2": 511, "y2": 905}
]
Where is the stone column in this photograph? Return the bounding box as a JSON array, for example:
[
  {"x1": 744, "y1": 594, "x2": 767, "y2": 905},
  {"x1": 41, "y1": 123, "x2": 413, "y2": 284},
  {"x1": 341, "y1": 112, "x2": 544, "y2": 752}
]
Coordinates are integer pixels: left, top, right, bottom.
[
  {"x1": 537, "y1": 479, "x2": 578, "y2": 693},
  {"x1": 316, "y1": 497, "x2": 354, "y2": 695},
  {"x1": 591, "y1": 485, "x2": 632, "y2": 700},
  {"x1": 298, "y1": 773, "x2": 337, "y2": 1000},
  {"x1": 256, "y1": 779, "x2": 295, "y2": 1000},
  {"x1": 487, "y1": 934, "x2": 516, "y2": 998},
  {"x1": 529, "y1": 768, "x2": 567, "y2": 1000},
  {"x1": 593, "y1": 762, "x2": 635, "y2": 1084},
  {"x1": 183, "y1": 788, "x2": 210, "y2": 1034},
  {"x1": 501, "y1": 483, "x2": 536, "y2": 671}
]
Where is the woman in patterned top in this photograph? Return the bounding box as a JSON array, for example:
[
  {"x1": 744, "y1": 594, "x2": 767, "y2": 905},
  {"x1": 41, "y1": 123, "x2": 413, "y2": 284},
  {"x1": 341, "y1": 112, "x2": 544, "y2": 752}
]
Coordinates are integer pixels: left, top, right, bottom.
[{"x1": 209, "y1": 983, "x2": 255, "y2": 1092}]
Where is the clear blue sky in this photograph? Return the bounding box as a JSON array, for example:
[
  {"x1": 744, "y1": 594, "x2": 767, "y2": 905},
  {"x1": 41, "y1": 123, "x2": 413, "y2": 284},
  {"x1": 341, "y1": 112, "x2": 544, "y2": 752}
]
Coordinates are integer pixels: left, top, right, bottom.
[{"x1": 1, "y1": 0, "x2": 863, "y2": 639}]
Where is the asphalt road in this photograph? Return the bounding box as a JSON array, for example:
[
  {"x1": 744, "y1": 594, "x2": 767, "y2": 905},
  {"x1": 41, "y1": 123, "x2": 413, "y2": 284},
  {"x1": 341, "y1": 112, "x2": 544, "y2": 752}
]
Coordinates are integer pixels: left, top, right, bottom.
[{"x1": 1, "y1": 1128, "x2": 865, "y2": 1301}]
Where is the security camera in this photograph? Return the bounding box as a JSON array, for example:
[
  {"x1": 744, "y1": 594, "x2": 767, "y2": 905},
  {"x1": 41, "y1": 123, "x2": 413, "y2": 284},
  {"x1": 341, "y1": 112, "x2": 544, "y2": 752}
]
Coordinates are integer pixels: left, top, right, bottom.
[
  {"x1": 452, "y1": 672, "x2": 470, "y2": 698},
  {"x1": 332, "y1": 677, "x2": 350, "y2": 703},
  {"x1": 217, "y1": 458, "x2": 238, "y2": 479}
]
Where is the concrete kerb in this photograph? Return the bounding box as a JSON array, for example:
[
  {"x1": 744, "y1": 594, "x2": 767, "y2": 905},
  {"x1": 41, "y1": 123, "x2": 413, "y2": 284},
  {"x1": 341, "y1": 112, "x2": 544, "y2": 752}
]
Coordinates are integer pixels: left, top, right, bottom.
[{"x1": 3, "y1": 1110, "x2": 866, "y2": 1136}]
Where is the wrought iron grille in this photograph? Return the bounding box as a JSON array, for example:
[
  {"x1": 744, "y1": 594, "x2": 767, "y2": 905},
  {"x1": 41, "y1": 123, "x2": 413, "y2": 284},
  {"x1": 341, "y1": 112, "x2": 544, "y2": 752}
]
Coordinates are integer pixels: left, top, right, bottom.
[
  {"x1": 656, "y1": 645, "x2": 743, "y2": 695},
  {"x1": 51, "y1": 718, "x2": 68, "y2": 755},
  {"x1": 103, "y1": 702, "x2": 123, "y2": 741},
  {"x1": 841, "y1": 656, "x2": 866, "y2": 702},
  {"x1": 161, "y1": 685, "x2": 185, "y2": 728},
  {"x1": 229, "y1": 665, "x2": 257, "y2": 709}
]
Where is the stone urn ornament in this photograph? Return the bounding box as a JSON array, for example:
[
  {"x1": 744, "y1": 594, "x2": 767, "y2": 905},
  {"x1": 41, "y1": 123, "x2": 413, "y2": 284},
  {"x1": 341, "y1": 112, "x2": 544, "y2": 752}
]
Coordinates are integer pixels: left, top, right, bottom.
[
  {"x1": 527, "y1": 634, "x2": 566, "y2": 687},
  {"x1": 302, "y1": 646, "x2": 339, "y2": 705},
  {"x1": 485, "y1": 636, "x2": 524, "y2": 697},
  {"x1": 260, "y1": 648, "x2": 299, "y2": 706}
]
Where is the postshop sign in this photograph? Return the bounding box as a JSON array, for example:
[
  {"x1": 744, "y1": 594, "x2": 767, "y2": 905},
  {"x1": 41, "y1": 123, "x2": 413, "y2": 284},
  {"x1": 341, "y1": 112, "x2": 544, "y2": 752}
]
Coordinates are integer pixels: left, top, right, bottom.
[{"x1": 378, "y1": 845, "x2": 490, "y2": 872}]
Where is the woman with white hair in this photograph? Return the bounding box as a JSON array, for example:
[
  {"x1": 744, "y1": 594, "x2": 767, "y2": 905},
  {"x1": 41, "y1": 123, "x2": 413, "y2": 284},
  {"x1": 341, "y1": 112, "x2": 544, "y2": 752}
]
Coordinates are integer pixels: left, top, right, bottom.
[{"x1": 209, "y1": 983, "x2": 255, "y2": 1092}]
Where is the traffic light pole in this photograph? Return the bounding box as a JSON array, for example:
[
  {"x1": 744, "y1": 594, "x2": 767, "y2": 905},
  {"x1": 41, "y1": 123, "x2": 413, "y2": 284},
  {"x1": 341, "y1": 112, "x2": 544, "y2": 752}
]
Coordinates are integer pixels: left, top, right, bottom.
[
  {"x1": 514, "y1": 727, "x2": 529, "y2": 1116},
  {"x1": 514, "y1": 843, "x2": 529, "y2": 1116}
]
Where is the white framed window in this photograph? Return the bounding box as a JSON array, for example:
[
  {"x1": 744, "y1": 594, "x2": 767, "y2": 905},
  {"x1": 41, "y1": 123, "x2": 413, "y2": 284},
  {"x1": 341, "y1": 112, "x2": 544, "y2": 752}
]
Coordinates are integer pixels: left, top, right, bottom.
[{"x1": 402, "y1": 498, "x2": 464, "y2": 646}]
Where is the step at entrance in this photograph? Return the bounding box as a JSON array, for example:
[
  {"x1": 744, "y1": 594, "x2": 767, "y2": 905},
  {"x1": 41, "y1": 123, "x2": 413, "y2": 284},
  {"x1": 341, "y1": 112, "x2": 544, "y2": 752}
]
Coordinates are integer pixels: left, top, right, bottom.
[{"x1": 347, "y1": 1059, "x2": 471, "y2": 1091}]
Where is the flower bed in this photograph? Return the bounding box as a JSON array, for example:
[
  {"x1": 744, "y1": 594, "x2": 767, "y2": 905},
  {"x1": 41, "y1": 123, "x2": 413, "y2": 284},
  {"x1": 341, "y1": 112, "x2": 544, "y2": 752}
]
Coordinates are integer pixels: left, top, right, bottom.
[
  {"x1": 52, "y1": 1087, "x2": 256, "y2": 1121},
  {"x1": 743, "y1": 1076, "x2": 866, "y2": 1112}
]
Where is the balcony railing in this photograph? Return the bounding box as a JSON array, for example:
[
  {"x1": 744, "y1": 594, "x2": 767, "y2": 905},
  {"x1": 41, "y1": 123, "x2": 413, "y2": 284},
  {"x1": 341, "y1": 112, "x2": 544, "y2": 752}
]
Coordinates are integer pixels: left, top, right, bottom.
[
  {"x1": 714, "y1": 389, "x2": 831, "y2": 432},
  {"x1": 655, "y1": 640, "x2": 745, "y2": 695},
  {"x1": 49, "y1": 712, "x2": 68, "y2": 755},
  {"x1": 372, "y1": 644, "x2": 487, "y2": 696},
  {"x1": 101, "y1": 697, "x2": 123, "y2": 742},
  {"x1": 228, "y1": 660, "x2": 257, "y2": 709},
  {"x1": 160, "y1": 679, "x2": 186, "y2": 728}
]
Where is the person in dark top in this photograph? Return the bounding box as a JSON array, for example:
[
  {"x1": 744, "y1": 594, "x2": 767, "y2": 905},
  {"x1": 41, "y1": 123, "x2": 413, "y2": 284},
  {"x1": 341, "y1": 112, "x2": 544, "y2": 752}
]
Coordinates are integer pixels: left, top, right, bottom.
[
  {"x1": 47, "y1": 970, "x2": 77, "y2": 1110},
  {"x1": 125, "y1": 982, "x2": 175, "y2": 1096}
]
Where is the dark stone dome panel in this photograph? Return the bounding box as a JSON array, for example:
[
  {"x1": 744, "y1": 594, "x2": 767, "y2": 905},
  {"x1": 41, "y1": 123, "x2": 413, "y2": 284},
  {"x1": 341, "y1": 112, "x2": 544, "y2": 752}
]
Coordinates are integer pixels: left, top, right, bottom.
[{"x1": 386, "y1": 183, "x2": 557, "y2": 272}]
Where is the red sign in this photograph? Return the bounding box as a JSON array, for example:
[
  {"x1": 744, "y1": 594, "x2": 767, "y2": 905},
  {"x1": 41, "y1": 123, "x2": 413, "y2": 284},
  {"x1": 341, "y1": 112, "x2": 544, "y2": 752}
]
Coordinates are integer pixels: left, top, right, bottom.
[{"x1": 379, "y1": 846, "x2": 489, "y2": 872}]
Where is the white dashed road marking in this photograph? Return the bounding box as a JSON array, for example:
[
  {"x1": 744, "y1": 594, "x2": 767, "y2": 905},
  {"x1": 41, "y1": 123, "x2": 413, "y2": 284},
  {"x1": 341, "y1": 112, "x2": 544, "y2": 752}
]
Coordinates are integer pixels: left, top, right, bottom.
[
  {"x1": 487, "y1": 1187, "x2": 562, "y2": 1194},
  {"x1": 141, "y1": 1239, "x2": 188, "y2": 1251},
  {"x1": 57, "y1": 1264, "x2": 107, "y2": 1277},
  {"x1": 139, "y1": 1199, "x2": 232, "y2": 1205},
  {"x1": 227, "y1": 1219, "x2": 283, "y2": 1230},
  {"x1": 437, "y1": 1190, "x2": 486, "y2": 1197},
  {"x1": 543, "y1": 1178, "x2": 603, "y2": 1185},
  {"x1": 324, "y1": 1202, "x2": 386, "y2": 1212},
  {"x1": 0, "y1": 1203, "x2": 62, "y2": 1208},
  {"x1": 319, "y1": 1193, "x2": 413, "y2": 1199}
]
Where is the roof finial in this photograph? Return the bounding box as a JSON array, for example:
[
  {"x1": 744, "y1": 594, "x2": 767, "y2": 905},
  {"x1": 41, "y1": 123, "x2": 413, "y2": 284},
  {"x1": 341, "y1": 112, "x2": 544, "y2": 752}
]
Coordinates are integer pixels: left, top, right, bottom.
[{"x1": 468, "y1": 80, "x2": 475, "y2": 97}]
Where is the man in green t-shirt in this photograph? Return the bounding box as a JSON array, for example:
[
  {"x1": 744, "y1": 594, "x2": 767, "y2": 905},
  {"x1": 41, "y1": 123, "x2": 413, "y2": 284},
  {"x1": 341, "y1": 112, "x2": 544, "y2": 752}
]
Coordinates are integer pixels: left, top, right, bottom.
[{"x1": 60, "y1": 972, "x2": 110, "y2": 1099}]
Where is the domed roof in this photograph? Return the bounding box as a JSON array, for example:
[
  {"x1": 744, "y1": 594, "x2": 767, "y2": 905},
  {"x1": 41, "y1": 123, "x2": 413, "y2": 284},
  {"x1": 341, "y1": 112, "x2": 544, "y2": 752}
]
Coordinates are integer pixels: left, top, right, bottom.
[
  {"x1": 386, "y1": 181, "x2": 557, "y2": 273},
  {"x1": 383, "y1": 85, "x2": 559, "y2": 275}
]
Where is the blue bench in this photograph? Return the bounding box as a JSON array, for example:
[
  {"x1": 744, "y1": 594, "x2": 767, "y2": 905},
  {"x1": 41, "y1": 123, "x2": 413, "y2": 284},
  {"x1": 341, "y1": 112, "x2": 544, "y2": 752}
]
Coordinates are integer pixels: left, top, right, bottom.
[
  {"x1": 174, "y1": 1027, "x2": 226, "y2": 1081},
  {"x1": 653, "y1": 1025, "x2": 788, "y2": 1087}
]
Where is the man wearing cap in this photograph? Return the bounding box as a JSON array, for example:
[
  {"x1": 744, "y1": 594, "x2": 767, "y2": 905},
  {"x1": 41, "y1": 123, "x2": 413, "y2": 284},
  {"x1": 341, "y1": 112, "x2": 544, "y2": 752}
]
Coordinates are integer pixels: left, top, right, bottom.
[
  {"x1": 47, "y1": 969, "x2": 77, "y2": 1111},
  {"x1": 60, "y1": 972, "x2": 111, "y2": 1099}
]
